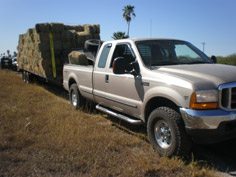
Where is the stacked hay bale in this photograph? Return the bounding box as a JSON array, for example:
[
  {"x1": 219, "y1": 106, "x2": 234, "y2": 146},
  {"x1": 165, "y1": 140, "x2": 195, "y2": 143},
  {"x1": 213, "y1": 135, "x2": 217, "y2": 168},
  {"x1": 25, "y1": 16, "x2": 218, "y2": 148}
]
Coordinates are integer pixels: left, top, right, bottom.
[
  {"x1": 17, "y1": 22, "x2": 100, "y2": 83},
  {"x1": 68, "y1": 51, "x2": 88, "y2": 66}
]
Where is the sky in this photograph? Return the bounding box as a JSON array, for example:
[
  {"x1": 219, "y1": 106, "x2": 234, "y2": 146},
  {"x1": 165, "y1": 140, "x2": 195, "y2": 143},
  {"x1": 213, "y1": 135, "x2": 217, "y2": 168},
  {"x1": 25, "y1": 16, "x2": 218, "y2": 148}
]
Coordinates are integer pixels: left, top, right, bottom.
[{"x1": 0, "y1": 0, "x2": 235, "y2": 57}]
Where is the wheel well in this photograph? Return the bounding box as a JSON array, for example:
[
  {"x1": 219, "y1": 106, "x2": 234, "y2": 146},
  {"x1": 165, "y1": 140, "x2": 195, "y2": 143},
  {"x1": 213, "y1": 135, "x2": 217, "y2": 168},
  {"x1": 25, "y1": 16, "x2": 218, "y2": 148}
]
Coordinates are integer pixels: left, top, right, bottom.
[
  {"x1": 68, "y1": 78, "x2": 76, "y2": 89},
  {"x1": 145, "y1": 97, "x2": 179, "y2": 123}
]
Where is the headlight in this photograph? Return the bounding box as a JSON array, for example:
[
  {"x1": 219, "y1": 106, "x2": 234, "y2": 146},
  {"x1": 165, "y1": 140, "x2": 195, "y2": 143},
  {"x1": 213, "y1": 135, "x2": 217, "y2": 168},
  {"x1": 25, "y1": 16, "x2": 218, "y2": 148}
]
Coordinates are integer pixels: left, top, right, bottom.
[{"x1": 190, "y1": 90, "x2": 218, "y2": 109}]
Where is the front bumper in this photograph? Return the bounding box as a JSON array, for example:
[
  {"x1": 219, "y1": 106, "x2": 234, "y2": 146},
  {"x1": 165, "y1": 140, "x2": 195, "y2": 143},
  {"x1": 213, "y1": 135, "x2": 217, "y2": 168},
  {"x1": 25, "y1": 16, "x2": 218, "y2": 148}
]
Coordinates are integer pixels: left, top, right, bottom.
[{"x1": 180, "y1": 108, "x2": 236, "y2": 143}]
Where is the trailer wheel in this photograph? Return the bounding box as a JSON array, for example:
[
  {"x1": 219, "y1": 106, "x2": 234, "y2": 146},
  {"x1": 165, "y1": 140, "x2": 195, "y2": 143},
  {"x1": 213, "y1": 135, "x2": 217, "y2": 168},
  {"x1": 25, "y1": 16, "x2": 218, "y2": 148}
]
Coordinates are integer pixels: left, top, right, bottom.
[
  {"x1": 69, "y1": 84, "x2": 84, "y2": 109},
  {"x1": 22, "y1": 71, "x2": 27, "y2": 83},
  {"x1": 26, "y1": 72, "x2": 30, "y2": 84},
  {"x1": 22, "y1": 71, "x2": 25, "y2": 81},
  {"x1": 147, "y1": 107, "x2": 192, "y2": 157}
]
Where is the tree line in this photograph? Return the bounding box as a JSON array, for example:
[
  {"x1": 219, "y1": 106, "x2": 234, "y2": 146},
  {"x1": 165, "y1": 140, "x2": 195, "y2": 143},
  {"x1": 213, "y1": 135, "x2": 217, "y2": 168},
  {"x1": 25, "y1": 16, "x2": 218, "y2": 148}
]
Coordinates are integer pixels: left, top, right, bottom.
[{"x1": 0, "y1": 50, "x2": 17, "y2": 58}]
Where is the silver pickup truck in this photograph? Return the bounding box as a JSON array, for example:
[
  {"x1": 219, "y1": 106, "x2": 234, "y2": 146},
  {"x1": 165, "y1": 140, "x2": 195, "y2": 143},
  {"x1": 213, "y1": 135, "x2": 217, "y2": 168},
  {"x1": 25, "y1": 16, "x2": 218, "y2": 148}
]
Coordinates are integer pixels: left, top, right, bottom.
[{"x1": 63, "y1": 38, "x2": 236, "y2": 157}]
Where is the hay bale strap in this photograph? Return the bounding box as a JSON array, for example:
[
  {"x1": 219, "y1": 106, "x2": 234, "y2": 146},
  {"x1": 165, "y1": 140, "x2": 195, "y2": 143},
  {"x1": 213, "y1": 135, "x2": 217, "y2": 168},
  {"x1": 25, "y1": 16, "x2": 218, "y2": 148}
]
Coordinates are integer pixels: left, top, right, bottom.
[{"x1": 49, "y1": 32, "x2": 56, "y2": 78}]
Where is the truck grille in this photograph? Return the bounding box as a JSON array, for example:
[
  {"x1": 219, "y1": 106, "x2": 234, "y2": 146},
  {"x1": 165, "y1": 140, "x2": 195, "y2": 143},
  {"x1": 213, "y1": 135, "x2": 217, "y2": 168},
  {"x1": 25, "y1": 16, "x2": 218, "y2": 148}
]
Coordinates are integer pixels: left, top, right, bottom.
[{"x1": 219, "y1": 83, "x2": 236, "y2": 110}]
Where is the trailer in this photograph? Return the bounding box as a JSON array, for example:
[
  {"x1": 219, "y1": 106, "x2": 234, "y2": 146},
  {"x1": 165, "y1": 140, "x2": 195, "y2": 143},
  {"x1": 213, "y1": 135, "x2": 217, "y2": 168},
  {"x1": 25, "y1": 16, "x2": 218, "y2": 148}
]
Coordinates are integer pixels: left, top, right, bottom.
[{"x1": 17, "y1": 22, "x2": 100, "y2": 85}]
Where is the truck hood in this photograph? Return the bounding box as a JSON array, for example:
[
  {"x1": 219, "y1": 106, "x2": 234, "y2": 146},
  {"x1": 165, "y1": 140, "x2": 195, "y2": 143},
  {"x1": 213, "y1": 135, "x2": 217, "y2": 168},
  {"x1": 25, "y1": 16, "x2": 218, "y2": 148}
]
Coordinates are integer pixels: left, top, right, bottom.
[{"x1": 153, "y1": 64, "x2": 236, "y2": 90}]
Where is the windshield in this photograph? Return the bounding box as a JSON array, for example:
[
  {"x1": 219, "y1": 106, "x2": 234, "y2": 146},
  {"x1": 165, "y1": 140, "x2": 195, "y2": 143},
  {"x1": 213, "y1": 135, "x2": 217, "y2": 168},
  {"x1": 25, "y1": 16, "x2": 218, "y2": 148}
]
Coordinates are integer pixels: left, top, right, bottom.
[{"x1": 135, "y1": 40, "x2": 212, "y2": 67}]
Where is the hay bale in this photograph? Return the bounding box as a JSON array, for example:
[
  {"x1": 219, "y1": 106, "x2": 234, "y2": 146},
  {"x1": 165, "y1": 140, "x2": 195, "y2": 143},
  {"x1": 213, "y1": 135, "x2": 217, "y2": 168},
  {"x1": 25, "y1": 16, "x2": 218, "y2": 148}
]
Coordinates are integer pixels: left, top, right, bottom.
[
  {"x1": 94, "y1": 24, "x2": 100, "y2": 33},
  {"x1": 65, "y1": 25, "x2": 84, "y2": 32},
  {"x1": 50, "y1": 23, "x2": 65, "y2": 32},
  {"x1": 38, "y1": 32, "x2": 50, "y2": 43},
  {"x1": 74, "y1": 25, "x2": 84, "y2": 32},
  {"x1": 68, "y1": 51, "x2": 88, "y2": 65},
  {"x1": 35, "y1": 23, "x2": 50, "y2": 33},
  {"x1": 53, "y1": 40, "x2": 63, "y2": 50}
]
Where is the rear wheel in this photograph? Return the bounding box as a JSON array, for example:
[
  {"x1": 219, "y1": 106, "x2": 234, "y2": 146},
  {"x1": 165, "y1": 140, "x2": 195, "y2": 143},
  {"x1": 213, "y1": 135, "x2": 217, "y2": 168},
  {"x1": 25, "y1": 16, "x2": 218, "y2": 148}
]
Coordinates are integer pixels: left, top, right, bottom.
[
  {"x1": 22, "y1": 71, "x2": 27, "y2": 83},
  {"x1": 22, "y1": 71, "x2": 25, "y2": 81},
  {"x1": 147, "y1": 107, "x2": 192, "y2": 157},
  {"x1": 25, "y1": 72, "x2": 29, "y2": 84},
  {"x1": 69, "y1": 84, "x2": 84, "y2": 109}
]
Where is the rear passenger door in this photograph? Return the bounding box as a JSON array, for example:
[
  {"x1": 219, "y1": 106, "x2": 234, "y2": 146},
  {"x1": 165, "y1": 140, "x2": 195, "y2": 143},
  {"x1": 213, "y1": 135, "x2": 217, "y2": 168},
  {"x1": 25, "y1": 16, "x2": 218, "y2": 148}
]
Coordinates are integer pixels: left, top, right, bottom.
[{"x1": 93, "y1": 43, "x2": 113, "y2": 105}]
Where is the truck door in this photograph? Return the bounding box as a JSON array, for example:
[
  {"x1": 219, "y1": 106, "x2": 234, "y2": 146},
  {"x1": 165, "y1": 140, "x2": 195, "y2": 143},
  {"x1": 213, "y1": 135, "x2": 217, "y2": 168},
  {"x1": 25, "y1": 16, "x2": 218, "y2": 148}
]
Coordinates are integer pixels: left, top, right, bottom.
[{"x1": 104, "y1": 43, "x2": 143, "y2": 118}]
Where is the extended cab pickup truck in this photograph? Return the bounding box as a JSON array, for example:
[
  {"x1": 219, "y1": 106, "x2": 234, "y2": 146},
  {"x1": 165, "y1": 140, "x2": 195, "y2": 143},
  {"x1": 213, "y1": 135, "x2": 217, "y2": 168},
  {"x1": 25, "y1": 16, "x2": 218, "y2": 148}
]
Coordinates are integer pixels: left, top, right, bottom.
[{"x1": 63, "y1": 38, "x2": 236, "y2": 157}]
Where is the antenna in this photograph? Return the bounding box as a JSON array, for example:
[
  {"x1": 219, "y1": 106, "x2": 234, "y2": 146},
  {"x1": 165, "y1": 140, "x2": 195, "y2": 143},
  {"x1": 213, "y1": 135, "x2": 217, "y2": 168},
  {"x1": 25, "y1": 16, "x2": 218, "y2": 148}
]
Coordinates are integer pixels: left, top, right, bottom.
[
  {"x1": 150, "y1": 19, "x2": 152, "y2": 38},
  {"x1": 202, "y1": 42, "x2": 206, "y2": 53}
]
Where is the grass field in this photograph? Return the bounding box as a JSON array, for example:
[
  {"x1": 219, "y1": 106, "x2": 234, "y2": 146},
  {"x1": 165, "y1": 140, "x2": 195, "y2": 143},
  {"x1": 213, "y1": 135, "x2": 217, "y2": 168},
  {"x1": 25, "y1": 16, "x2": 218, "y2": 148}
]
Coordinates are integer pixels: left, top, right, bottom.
[{"x1": 0, "y1": 70, "x2": 215, "y2": 176}]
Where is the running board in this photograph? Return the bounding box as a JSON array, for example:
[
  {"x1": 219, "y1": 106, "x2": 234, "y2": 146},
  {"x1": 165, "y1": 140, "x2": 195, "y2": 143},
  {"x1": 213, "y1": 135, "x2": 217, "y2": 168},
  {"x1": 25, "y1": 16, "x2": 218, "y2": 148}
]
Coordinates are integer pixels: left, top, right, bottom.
[{"x1": 96, "y1": 105, "x2": 143, "y2": 125}]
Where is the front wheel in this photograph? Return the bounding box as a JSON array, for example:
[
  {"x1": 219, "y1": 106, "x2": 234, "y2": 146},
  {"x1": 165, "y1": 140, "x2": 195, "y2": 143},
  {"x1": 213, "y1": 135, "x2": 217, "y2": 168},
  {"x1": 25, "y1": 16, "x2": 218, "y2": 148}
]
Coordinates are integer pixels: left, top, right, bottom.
[
  {"x1": 147, "y1": 107, "x2": 192, "y2": 157},
  {"x1": 69, "y1": 84, "x2": 84, "y2": 109}
]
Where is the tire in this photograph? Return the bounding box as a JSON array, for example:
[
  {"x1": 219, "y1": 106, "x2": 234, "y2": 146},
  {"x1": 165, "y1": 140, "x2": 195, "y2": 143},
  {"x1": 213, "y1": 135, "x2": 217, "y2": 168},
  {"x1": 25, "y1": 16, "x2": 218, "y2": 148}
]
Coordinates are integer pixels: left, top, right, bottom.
[
  {"x1": 69, "y1": 83, "x2": 84, "y2": 109},
  {"x1": 84, "y1": 39, "x2": 103, "y2": 52},
  {"x1": 23, "y1": 71, "x2": 27, "y2": 83},
  {"x1": 22, "y1": 71, "x2": 25, "y2": 81},
  {"x1": 23, "y1": 71, "x2": 32, "y2": 84},
  {"x1": 26, "y1": 72, "x2": 29, "y2": 84},
  {"x1": 25, "y1": 72, "x2": 29, "y2": 84},
  {"x1": 147, "y1": 107, "x2": 192, "y2": 157}
]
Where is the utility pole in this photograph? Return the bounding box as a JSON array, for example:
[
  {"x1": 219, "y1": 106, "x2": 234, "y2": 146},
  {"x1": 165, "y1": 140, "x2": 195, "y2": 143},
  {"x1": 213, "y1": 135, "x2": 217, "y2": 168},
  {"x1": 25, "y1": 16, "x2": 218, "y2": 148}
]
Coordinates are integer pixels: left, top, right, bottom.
[{"x1": 202, "y1": 42, "x2": 206, "y2": 53}]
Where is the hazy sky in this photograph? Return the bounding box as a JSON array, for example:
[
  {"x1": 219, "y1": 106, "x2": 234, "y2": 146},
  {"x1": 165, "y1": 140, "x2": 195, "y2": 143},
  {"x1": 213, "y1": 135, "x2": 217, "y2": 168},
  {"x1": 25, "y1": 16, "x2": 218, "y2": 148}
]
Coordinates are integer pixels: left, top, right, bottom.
[{"x1": 0, "y1": 0, "x2": 235, "y2": 56}]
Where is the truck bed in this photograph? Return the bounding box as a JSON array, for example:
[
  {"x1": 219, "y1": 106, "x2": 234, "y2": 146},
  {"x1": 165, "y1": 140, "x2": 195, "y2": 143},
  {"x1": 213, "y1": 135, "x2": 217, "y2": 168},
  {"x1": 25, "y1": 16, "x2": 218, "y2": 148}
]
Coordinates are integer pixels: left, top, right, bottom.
[{"x1": 63, "y1": 64, "x2": 94, "y2": 100}]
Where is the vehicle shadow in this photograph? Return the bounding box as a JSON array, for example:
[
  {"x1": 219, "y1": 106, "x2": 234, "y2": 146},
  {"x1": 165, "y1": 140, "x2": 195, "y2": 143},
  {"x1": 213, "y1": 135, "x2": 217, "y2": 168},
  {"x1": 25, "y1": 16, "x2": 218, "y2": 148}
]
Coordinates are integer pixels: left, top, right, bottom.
[
  {"x1": 192, "y1": 139, "x2": 236, "y2": 176},
  {"x1": 105, "y1": 114, "x2": 148, "y2": 141},
  {"x1": 30, "y1": 75, "x2": 69, "y2": 101}
]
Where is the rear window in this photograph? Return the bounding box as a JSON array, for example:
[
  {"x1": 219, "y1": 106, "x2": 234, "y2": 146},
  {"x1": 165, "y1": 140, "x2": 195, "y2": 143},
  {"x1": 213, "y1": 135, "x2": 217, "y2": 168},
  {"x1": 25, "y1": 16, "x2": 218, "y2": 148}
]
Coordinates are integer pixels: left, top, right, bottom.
[
  {"x1": 98, "y1": 43, "x2": 112, "y2": 68},
  {"x1": 2, "y1": 58, "x2": 9, "y2": 62}
]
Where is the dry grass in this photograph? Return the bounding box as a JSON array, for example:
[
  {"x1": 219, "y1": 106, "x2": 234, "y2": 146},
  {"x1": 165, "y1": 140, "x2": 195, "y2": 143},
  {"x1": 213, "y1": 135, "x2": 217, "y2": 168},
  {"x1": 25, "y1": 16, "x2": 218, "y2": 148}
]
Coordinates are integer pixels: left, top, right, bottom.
[{"x1": 0, "y1": 69, "x2": 215, "y2": 177}]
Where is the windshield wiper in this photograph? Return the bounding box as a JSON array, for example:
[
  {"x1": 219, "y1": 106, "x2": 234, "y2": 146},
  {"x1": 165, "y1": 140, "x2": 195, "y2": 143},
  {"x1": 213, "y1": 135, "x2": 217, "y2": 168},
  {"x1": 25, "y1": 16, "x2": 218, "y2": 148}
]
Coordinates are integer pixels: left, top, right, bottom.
[
  {"x1": 152, "y1": 62, "x2": 180, "y2": 66},
  {"x1": 185, "y1": 61, "x2": 211, "y2": 64}
]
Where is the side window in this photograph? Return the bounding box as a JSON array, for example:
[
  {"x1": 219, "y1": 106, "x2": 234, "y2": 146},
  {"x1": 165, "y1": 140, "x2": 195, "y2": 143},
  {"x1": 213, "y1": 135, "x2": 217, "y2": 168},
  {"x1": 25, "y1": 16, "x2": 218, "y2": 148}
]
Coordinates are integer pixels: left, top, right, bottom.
[
  {"x1": 110, "y1": 44, "x2": 135, "y2": 67},
  {"x1": 98, "y1": 43, "x2": 112, "y2": 68}
]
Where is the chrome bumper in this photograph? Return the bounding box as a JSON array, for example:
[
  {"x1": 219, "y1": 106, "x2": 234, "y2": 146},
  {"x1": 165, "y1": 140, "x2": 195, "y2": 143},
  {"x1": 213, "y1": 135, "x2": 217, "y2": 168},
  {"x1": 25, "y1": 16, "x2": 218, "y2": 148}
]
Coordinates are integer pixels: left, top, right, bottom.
[{"x1": 180, "y1": 108, "x2": 236, "y2": 129}]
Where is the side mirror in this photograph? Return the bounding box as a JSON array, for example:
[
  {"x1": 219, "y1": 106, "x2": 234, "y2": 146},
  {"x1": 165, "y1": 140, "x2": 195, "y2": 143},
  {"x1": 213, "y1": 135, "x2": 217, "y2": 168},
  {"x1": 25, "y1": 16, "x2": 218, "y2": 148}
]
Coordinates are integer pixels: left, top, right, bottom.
[
  {"x1": 129, "y1": 61, "x2": 140, "y2": 76},
  {"x1": 112, "y1": 57, "x2": 140, "y2": 76},
  {"x1": 211, "y1": 55, "x2": 217, "y2": 63},
  {"x1": 112, "y1": 57, "x2": 128, "y2": 74}
]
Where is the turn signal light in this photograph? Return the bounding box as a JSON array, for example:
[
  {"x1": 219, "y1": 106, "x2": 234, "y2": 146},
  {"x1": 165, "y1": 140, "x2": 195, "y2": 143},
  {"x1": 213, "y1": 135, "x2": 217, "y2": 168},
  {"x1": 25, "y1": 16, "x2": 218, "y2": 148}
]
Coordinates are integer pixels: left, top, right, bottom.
[{"x1": 190, "y1": 93, "x2": 218, "y2": 109}]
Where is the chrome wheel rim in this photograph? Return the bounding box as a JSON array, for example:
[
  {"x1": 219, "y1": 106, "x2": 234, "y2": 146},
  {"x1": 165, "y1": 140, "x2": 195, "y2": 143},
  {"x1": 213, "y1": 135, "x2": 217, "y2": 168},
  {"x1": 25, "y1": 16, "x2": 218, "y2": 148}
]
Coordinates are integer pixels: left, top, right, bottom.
[
  {"x1": 154, "y1": 120, "x2": 172, "y2": 149},
  {"x1": 71, "y1": 91, "x2": 77, "y2": 107}
]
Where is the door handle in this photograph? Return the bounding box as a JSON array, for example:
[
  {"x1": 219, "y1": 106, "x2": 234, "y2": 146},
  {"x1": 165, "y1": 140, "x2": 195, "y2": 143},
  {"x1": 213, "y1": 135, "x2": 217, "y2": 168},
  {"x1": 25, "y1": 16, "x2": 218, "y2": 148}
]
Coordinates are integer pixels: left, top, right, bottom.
[{"x1": 105, "y1": 75, "x2": 109, "y2": 83}]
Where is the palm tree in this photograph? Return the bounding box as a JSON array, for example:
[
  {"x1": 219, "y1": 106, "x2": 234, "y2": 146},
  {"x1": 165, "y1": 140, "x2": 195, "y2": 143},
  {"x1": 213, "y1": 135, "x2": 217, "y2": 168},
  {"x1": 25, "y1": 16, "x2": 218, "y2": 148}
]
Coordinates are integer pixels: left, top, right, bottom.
[
  {"x1": 7, "y1": 50, "x2": 10, "y2": 57},
  {"x1": 112, "y1": 31, "x2": 128, "y2": 40},
  {"x1": 13, "y1": 51, "x2": 17, "y2": 57},
  {"x1": 122, "y1": 5, "x2": 136, "y2": 38}
]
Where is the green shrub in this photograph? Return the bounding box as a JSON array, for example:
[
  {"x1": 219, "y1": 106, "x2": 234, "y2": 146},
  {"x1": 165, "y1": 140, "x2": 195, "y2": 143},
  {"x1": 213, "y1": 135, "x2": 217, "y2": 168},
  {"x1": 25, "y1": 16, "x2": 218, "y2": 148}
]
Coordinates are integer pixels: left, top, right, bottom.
[{"x1": 217, "y1": 54, "x2": 236, "y2": 66}]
